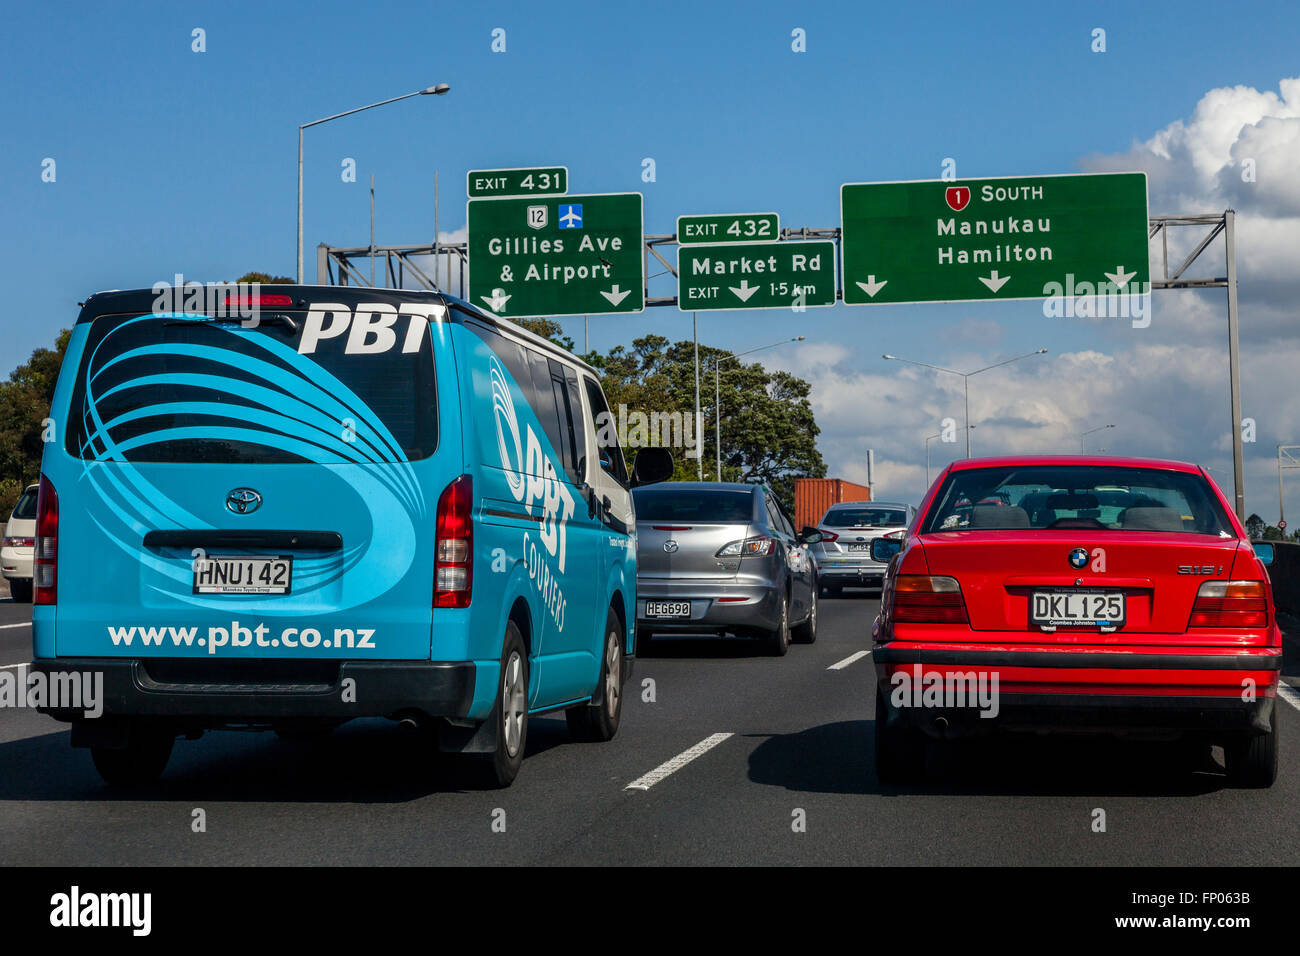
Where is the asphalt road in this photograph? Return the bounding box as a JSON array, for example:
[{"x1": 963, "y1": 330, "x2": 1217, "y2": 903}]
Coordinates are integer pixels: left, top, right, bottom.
[{"x1": 2, "y1": 580, "x2": 1299, "y2": 866}]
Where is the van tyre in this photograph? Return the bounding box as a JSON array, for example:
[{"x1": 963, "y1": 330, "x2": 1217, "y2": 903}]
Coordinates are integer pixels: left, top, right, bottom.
[
  {"x1": 91, "y1": 725, "x2": 174, "y2": 787},
  {"x1": 8, "y1": 580, "x2": 32, "y2": 603},
  {"x1": 792, "y1": 589, "x2": 818, "y2": 644},
  {"x1": 768, "y1": 593, "x2": 790, "y2": 656},
  {"x1": 567, "y1": 608, "x2": 624, "y2": 742},
  {"x1": 472, "y1": 621, "x2": 529, "y2": 788},
  {"x1": 875, "y1": 689, "x2": 922, "y2": 785},
  {"x1": 1224, "y1": 722, "x2": 1278, "y2": 788}
]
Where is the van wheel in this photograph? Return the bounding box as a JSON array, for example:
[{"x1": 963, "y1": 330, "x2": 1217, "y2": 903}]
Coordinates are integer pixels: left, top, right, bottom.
[
  {"x1": 567, "y1": 608, "x2": 624, "y2": 742},
  {"x1": 472, "y1": 621, "x2": 529, "y2": 788},
  {"x1": 768, "y1": 593, "x2": 790, "y2": 656},
  {"x1": 8, "y1": 580, "x2": 32, "y2": 603},
  {"x1": 875, "y1": 689, "x2": 922, "y2": 785},
  {"x1": 1224, "y1": 722, "x2": 1278, "y2": 788},
  {"x1": 792, "y1": 589, "x2": 818, "y2": 644},
  {"x1": 91, "y1": 725, "x2": 174, "y2": 787}
]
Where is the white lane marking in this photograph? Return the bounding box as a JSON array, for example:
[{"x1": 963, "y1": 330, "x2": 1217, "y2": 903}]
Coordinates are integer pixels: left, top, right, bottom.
[
  {"x1": 1277, "y1": 681, "x2": 1300, "y2": 712},
  {"x1": 827, "y1": 650, "x2": 869, "y2": 671},
  {"x1": 0, "y1": 622, "x2": 31, "y2": 630},
  {"x1": 0, "y1": 663, "x2": 29, "y2": 670},
  {"x1": 625, "y1": 733, "x2": 733, "y2": 791}
]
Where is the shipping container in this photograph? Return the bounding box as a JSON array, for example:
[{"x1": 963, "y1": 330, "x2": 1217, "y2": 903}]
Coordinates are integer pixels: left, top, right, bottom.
[{"x1": 794, "y1": 477, "x2": 871, "y2": 531}]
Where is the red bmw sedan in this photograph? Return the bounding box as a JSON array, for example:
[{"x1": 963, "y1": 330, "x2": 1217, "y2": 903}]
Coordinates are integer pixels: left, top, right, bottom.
[{"x1": 871, "y1": 456, "x2": 1281, "y2": 787}]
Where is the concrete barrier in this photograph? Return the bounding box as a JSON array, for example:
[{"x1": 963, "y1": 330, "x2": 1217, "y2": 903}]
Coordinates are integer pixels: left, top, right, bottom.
[{"x1": 1260, "y1": 540, "x2": 1300, "y2": 616}]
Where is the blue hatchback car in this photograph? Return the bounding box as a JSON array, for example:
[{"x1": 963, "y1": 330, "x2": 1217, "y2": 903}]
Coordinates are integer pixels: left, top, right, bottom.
[{"x1": 31, "y1": 286, "x2": 671, "y2": 787}]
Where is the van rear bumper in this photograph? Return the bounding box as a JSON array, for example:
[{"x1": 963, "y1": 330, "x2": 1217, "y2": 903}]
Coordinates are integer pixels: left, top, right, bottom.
[{"x1": 30, "y1": 658, "x2": 476, "y2": 722}]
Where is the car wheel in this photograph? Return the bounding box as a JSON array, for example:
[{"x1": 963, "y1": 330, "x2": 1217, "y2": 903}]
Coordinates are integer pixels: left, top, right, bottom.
[
  {"x1": 768, "y1": 593, "x2": 790, "y2": 656},
  {"x1": 875, "y1": 689, "x2": 922, "y2": 785},
  {"x1": 471, "y1": 620, "x2": 529, "y2": 788},
  {"x1": 567, "y1": 608, "x2": 624, "y2": 742},
  {"x1": 90, "y1": 724, "x2": 174, "y2": 787},
  {"x1": 1224, "y1": 721, "x2": 1277, "y2": 788},
  {"x1": 792, "y1": 588, "x2": 818, "y2": 644},
  {"x1": 8, "y1": 580, "x2": 32, "y2": 603}
]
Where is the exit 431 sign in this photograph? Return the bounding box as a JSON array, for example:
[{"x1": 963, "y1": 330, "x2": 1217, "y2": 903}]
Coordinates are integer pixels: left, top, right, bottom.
[
  {"x1": 467, "y1": 192, "x2": 644, "y2": 318},
  {"x1": 467, "y1": 166, "x2": 568, "y2": 199},
  {"x1": 841, "y1": 172, "x2": 1149, "y2": 305},
  {"x1": 678, "y1": 240, "x2": 835, "y2": 311}
]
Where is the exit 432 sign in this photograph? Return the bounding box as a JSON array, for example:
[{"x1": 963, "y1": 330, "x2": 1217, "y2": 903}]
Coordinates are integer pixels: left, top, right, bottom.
[
  {"x1": 841, "y1": 172, "x2": 1149, "y2": 305},
  {"x1": 678, "y1": 240, "x2": 835, "y2": 311}
]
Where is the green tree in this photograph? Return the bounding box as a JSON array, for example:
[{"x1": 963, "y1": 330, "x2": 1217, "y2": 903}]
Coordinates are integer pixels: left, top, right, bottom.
[
  {"x1": 0, "y1": 329, "x2": 72, "y2": 515},
  {"x1": 234, "y1": 272, "x2": 294, "y2": 284},
  {"x1": 1246, "y1": 513, "x2": 1266, "y2": 539},
  {"x1": 587, "y1": 335, "x2": 824, "y2": 512}
]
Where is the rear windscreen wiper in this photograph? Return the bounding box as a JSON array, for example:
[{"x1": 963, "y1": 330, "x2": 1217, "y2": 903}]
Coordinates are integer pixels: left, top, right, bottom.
[{"x1": 163, "y1": 313, "x2": 298, "y2": 331}]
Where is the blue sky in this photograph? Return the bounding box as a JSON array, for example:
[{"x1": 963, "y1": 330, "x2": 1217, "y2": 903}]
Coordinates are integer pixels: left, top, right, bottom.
[{"x1": 3, "y1": 0, "x2": 1299, "y2": 511}]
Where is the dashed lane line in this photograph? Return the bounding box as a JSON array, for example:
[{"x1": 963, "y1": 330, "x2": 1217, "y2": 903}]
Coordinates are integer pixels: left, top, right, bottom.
[
  {"x1": 625, "y1": 733, "x2": 734, "y2": 791},
  {"x1": 827, "y1": 650, "x2": 869, "y2": 670}
]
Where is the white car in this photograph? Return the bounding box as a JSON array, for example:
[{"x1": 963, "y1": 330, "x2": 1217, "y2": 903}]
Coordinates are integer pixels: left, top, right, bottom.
[{"x1": 2, "y1": 484, "x2": 37, "y2": 603}]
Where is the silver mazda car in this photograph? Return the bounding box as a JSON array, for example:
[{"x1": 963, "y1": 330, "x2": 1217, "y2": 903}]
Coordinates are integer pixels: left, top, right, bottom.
[
  {"x1": 631, "y1": 482, "x2": 821, "y2": 656},
  {"x1": 809, "y1": 500, "x2": 914, "y2": 596}
]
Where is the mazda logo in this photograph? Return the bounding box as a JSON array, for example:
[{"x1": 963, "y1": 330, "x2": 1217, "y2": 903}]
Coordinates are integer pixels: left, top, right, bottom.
[
  {"x1": 226, "y1": 488, "x2": 262, "y2": 515},
  {"x1": 1068, "y1": 547, "x2": 1089, "y2": 570},
  {"x1": 663, "y1": 540, "x2": 679, "y2": 553}
]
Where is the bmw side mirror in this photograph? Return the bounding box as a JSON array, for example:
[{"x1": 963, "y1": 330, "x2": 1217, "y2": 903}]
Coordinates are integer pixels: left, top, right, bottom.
[
  {"x1": 1253, "y1": 542, "x2": 1274, "y2": 567},
  {"x1": 871, "y1": 537, "x2": 902, "y2": 563},
  {"x1": 798, "y1": 526, "x2": 823, "y2": 544},
  {"x1": 630, "y1": 447, "x2": 674, "y2": 487}
]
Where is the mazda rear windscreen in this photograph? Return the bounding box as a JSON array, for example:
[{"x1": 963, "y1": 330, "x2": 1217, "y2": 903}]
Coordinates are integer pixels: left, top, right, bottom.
[
  {"x1": 65, "y1": 312, "x2": 437, "y2": 464},
  {"x1": 633, "y1": 488, "x2": 755, "y2": 523}
]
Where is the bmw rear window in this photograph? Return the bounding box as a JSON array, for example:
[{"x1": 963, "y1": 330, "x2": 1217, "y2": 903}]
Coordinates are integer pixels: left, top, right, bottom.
[
  {"x1": 65, "y1": 313, "x2": 437, "y2": 464},
  {"x1": 633, "y1": 488, "x2": 755, "y2": 523},
  {"x1": 921, "y1": 465, "x2": 1233, "y2": 535}
]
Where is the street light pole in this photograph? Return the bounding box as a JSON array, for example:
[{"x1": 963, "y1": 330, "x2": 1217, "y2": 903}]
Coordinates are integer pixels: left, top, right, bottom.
[
  {"x1": 924, "y1": 433, "x2": 941, "y2": 487},
  {"x1": 883, "y1": 348, "x2": 1048, "y2": 459},
  {"x1": 1078, "y1": 423, "x2": 1116, "y2": 453},
  {"x1": 297, "y1": 84, "x2": 449, "y2": 283}
]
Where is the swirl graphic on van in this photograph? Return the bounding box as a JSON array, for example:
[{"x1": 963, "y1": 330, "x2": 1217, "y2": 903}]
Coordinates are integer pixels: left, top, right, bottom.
[
  {"x1": 68, "y1": 314, "x2": 426, "y2": 609},
  {"x1": 490, "y1": 356, "x2": 526, "y2": 501}
]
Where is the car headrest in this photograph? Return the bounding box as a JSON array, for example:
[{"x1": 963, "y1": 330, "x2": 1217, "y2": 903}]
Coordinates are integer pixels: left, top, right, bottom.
[
  {"x1": 1120, "y1": 506, "x2": 1184, "y2": 531},
  {"x1": 968, "y1": 504, "x2": 1030, "y2": 528},
  {"x1": 1047, "y1": 493, "x2": 1099, "y2": 511}
]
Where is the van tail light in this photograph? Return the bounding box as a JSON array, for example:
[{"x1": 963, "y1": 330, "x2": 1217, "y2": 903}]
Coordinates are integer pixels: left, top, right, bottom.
[
  {"x1": 434, "y1": 475, "x2": 473, "y2": 608},
  {"x1": 716, "y1": 535, "x2": 774, "y2": 557},
  {"x1": 1189, "y1": 580, "x2": 1268, "y2": 628},
  {"x1": 34, "y1": 474, "x2": 58, "y2": 606},
  {"x1": 891, "y1": 575, "x2": 967, "y2": 624}
]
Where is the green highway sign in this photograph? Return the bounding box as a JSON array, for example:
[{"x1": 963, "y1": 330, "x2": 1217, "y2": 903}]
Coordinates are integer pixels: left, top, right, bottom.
[
  {"x1": 841, "y1": 172, "x2": 1149, "y2": 306},
  {"x1": 466, "y1": 166, "x2": 568, "y2": 199},
  {"x1": 677, "y1": 212, "x2": 779, "y2": 245},
  {"x1": 678, "y1": 240, "x2": 836, "y2": 311},
  {"x1": 467, "y1": 192, "x2": 644, "y2": 318}
]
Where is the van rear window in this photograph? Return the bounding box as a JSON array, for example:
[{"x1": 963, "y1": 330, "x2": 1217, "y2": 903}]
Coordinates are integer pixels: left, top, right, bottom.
[{"x1": 65, "y1": 313, "x2": 437, "y2": 464}]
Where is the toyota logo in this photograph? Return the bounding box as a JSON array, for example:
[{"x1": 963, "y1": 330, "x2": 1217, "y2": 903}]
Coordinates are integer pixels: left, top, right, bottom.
[
  {"x1": 1068, "y1": 547, "x2": 1089, "y2": 570},
  {"x1": 226, "y1": 488, "x2": 262, "y2": 515},
  {"x1": 663, "y1": 540, "x2": 679, "y2": 553}
]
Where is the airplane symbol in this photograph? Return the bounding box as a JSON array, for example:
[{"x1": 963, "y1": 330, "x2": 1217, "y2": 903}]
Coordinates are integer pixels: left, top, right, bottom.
[{"x1": 558, "y1": 204, "x2": 583, "y2": 229}]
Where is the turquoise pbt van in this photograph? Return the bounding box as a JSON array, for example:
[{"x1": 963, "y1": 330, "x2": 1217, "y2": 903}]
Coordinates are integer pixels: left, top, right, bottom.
[{"x1": 31, "y1": 286, "x2": 671, "y2": 787}]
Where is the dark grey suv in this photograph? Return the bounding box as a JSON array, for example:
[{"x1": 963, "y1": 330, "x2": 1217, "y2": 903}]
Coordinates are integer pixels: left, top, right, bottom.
[{"x1": 631, "y1": 482, "x2": 821, "y2": 656}]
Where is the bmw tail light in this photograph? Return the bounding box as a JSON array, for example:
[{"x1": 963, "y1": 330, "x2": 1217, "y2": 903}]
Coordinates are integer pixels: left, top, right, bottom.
[
  {"x1": 34, "y1": 474, "x2": 58, "y2": 605},
  {"x1": 892, "y1": 574, "x2": 967, "y2": 624},
  {"x1": 434, "y1": 475, "x2": 473, "y2": 608},
  {"x1": 1189, "y1": 580, "x2": 1267, "y2": 628},
  {"x1": 716, "y1": 535, "x2": 775, "y2": 557}
]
